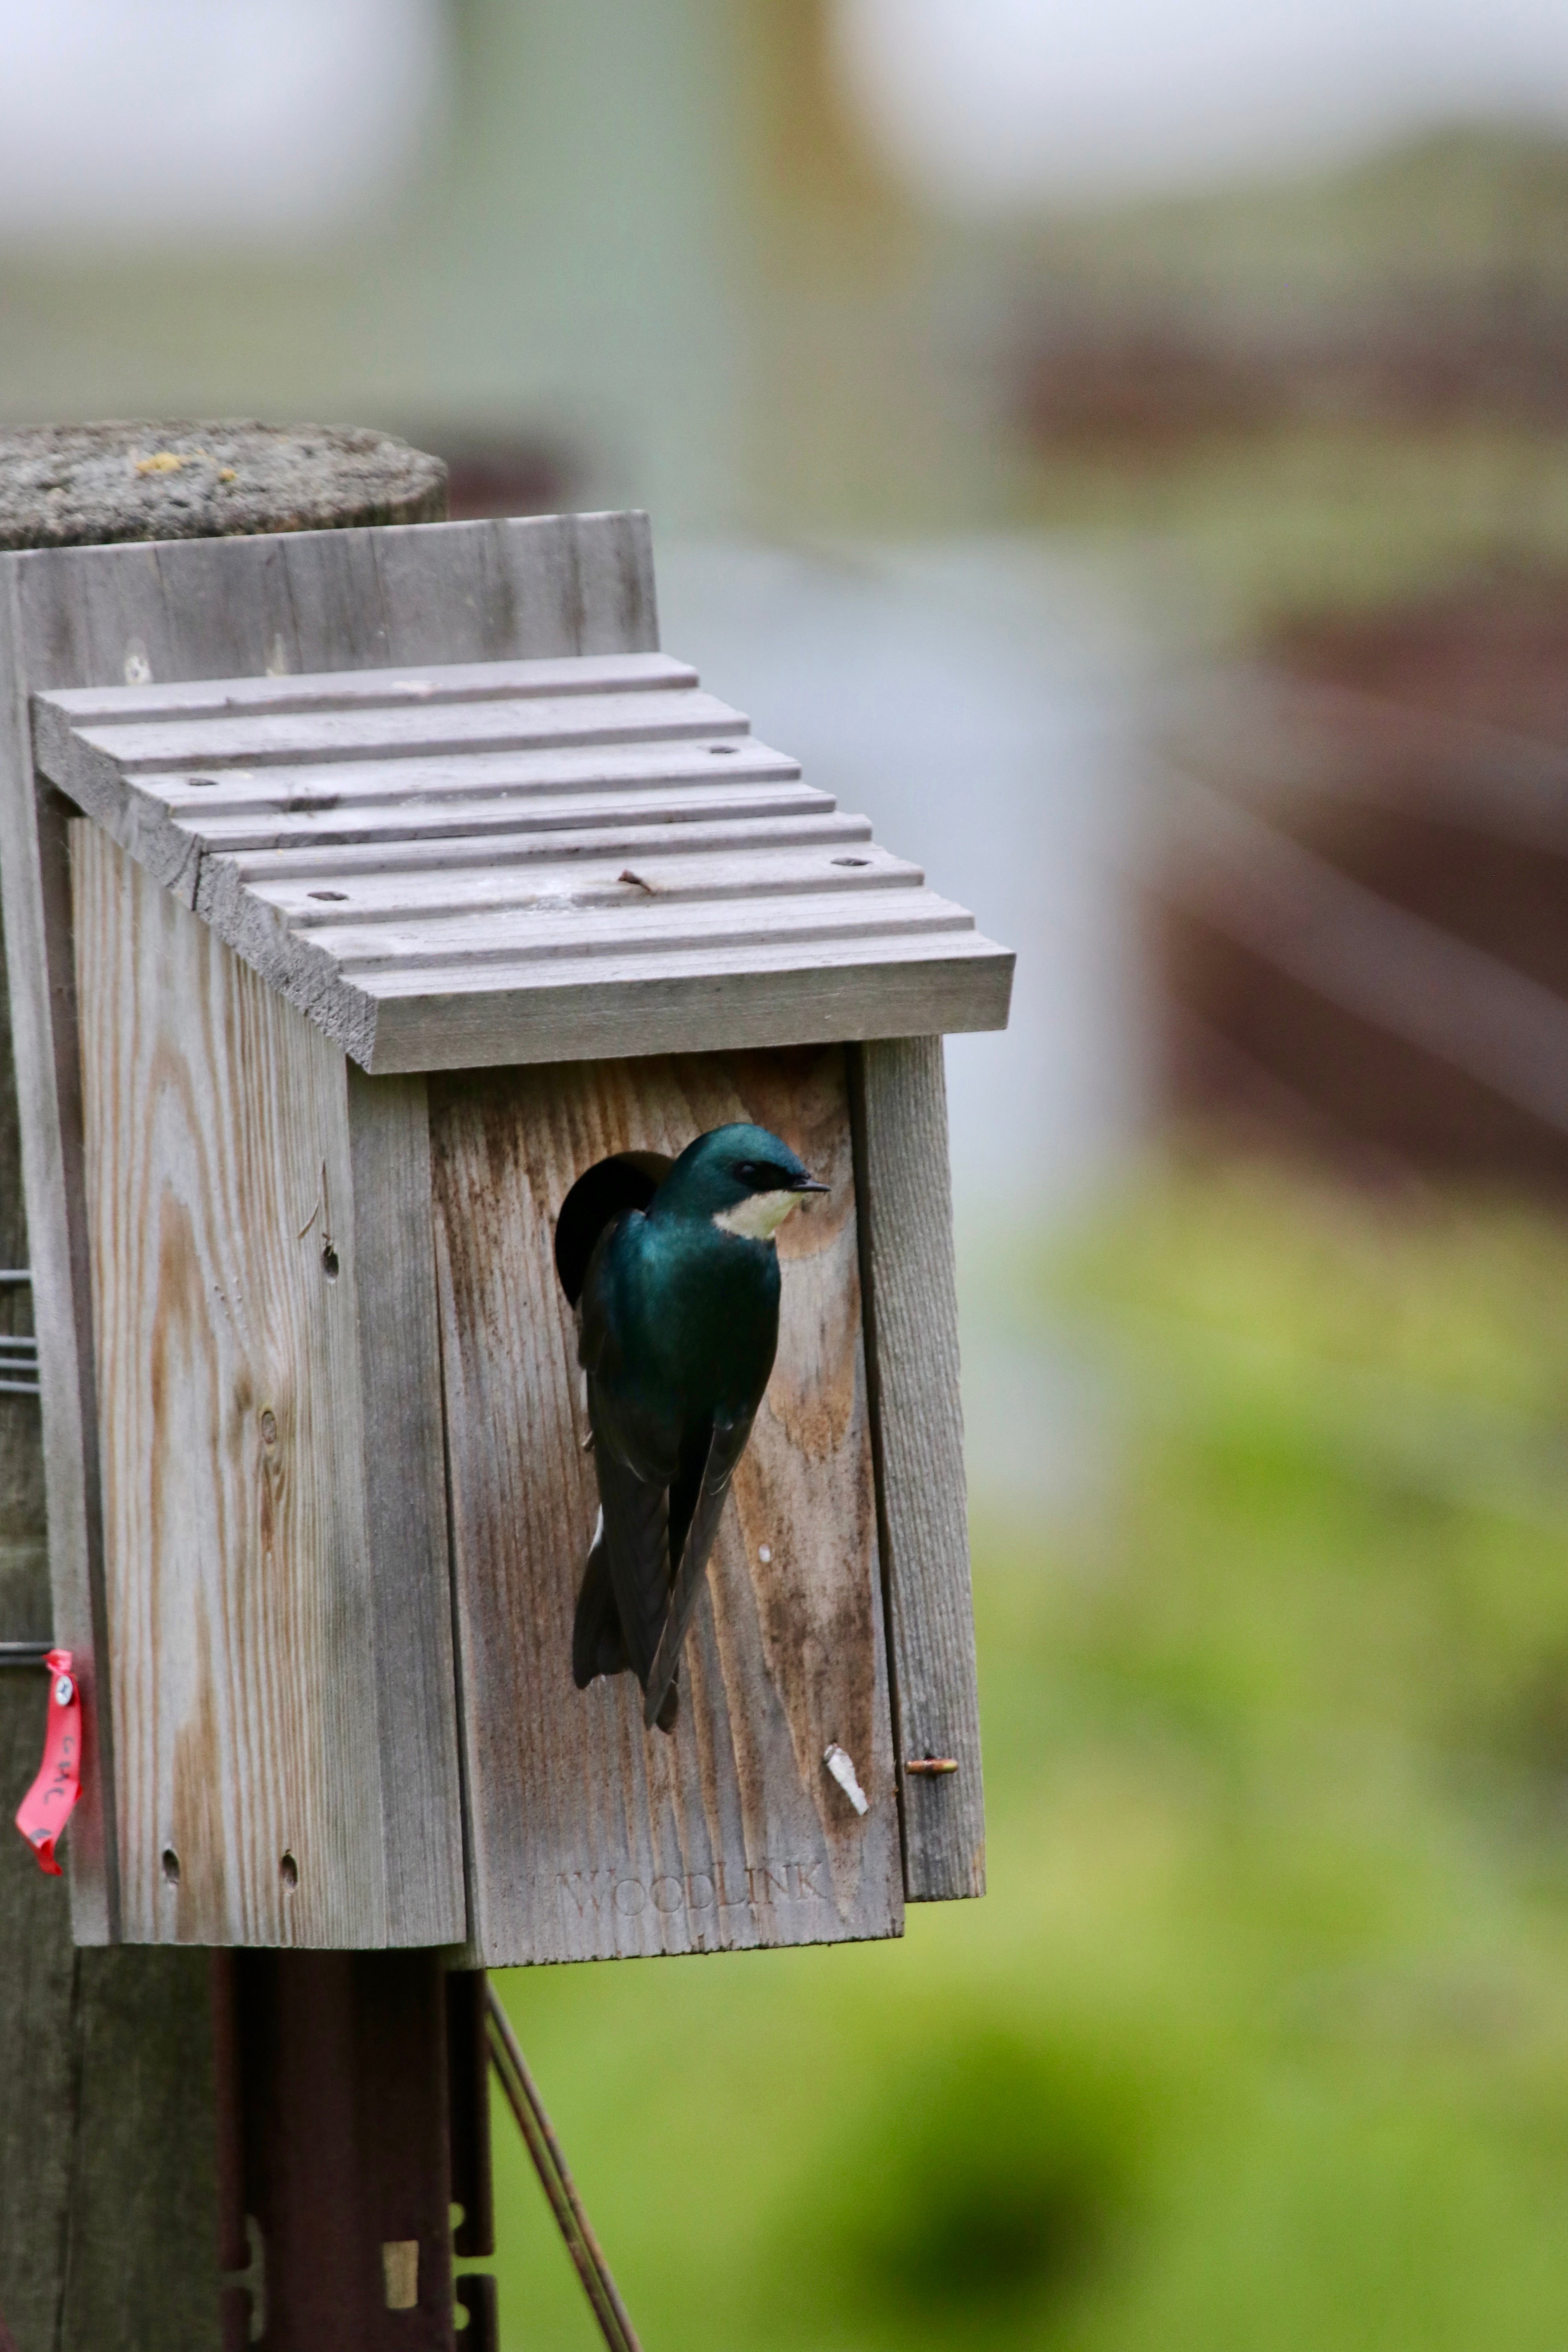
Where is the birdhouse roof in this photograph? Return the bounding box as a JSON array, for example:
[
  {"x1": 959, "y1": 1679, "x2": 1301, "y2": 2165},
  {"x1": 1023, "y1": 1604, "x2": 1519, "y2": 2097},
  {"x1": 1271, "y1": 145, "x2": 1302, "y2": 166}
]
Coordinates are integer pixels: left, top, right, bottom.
[{"x1": 34, "y1": 649, "x2": 1012, "y2": 1071}]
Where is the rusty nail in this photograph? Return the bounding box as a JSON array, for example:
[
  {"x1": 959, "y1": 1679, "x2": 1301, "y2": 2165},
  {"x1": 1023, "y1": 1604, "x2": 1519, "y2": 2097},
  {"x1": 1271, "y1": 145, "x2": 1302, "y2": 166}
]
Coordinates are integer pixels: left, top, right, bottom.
[{"x1": 904, "y1": 1757, "x2": 958, "y2": 1776}]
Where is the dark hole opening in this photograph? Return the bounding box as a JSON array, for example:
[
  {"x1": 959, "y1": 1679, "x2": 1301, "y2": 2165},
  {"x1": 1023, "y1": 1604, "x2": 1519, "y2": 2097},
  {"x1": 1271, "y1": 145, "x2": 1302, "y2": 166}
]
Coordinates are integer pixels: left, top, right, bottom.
[
  {"x1": 161, "y1": 1847, "x2": 180, "y2": 1885},
  {"x1": 707, "y1": 744, "x2": 739, "y2": 755},
  {"x1": 279, "y1": 1851, "x2": 299, "y2": 1891},
  {"x1": 554, "y1": 1151, "x2": 674, "y2": 1307},
  {"x1": 321, "y1": 1243, "x2": 339, "y2": 1281},
  {"x1": 832, "y1": 857, "x2": 871, "y2": 867},
  {"x1": 308, "y1": 889, "x2": 348, "y2": 903}
]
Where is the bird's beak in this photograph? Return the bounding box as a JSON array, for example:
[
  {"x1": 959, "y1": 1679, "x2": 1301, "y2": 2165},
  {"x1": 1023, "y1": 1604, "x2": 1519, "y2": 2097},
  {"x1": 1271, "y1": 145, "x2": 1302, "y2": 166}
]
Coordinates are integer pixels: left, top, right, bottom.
[{"x1": 790, "y1": 1175, "x2": 830, "y2": 1194}]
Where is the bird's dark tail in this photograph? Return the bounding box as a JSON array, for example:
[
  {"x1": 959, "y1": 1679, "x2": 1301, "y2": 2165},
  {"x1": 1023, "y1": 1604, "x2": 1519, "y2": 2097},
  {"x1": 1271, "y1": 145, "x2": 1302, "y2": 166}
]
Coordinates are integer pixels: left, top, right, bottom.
[
  {"x1": 572, "y1": 1515, "x2": 680, "y2": 1731},
  {"x1": 572, "y1": 1514, "x2": 627, "y2": 1686}
]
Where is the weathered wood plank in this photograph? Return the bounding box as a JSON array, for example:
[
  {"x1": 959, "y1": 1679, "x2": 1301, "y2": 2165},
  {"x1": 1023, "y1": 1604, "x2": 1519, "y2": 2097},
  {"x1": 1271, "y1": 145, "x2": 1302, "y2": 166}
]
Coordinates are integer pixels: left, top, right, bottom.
[
  {"x1": 62, "y1": 686, "x2": 746, "y2": 774},
  {"x1": 254, "y1": 842, "x2": 923, "y2": 928},
  {"x1": 850, "y1": 1036, "x2": 985, "y2": 1902},
  {"x1": 44, "y1": 648, "x2": 694, "y2": 728},
  {"x1": 228, "y1": 806, "x2": 866, "y2": 879},
  {"x1": 343, "y1": 1063, "x2": 466, "y2": 1945},
  {"x1": 56, "y1": 739, "x2": 805, "y2": 826},
  {"x1": 0, "y1": 575, "x2": 118, "y2": 1941},
  {"x1": 329, "y1": 510, "x2": 658, "y2": 670},
  {"x1": 430, "y1": 1045, "x2": 903, "y2": 1965},
  {"x1": 367, "y1": 936, "x2": 1014, "y2": 1074},
  {"x1": 325, "y1": 887, "x2": 966, "y2": 973},
  {"x1": 73, "y1": 826, "x2": 463, "y2": 1947}
]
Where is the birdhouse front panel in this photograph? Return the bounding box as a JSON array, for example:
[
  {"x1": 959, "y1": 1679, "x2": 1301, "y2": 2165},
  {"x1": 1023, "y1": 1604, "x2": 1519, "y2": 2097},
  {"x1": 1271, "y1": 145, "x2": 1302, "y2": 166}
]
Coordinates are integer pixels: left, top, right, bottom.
[
  {"x1": 0, "y1": 512, "x2": 1011, "y2": 1953},
  {"x1": 431, "y1": 1045, "x2": 900, "y2": 1963}
]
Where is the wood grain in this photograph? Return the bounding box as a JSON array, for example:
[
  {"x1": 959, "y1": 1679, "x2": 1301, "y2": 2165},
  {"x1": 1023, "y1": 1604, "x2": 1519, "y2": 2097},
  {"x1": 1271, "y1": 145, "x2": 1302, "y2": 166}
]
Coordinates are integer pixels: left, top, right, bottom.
[
  {"x1": 851, "y1": 1036, "x2": 985, "y2": 1902},
  {"x1": 369, "y1": 939, "x2": 1011, "y2": 1076},
  {"x1": 0, "y1": 508, "x2": 654, "y2": 1936},
  {"x1": 430, "y1": 1045, "x2": 904, "y2": 1964},
  {"x1": 35, "y1": 644, "x2": 1013, "y2": 1078},
  {"x1": 344, "y1": 1064, "x2": 466, "y2": 1945},
  {"x1": 73, "y1": 827, "x2": 463, "y2": 1947},
  {"x1": 0, "y1": 585, "x2": 118, "y2": 1940},
  {"x1": 45, "y1": 648, "x2": 694, "y2": 727},
  {"x1": 0, "y1": 435, "x2": 469, "y2": 2352}
]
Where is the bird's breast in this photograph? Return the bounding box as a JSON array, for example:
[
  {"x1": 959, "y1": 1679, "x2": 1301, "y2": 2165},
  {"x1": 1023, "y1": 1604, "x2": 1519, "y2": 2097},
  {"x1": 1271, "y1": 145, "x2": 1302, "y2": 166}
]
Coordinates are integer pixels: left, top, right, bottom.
[{"x1": 627, "y1": 1222, "x2": 780, "y2": 1417}]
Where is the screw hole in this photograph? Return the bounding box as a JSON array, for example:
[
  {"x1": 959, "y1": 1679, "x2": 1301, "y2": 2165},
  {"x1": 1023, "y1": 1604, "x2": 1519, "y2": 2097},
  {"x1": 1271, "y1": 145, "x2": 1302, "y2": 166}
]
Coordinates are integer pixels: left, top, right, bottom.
[
  {"x1": 831, "y1": 856, "x2": 871, "y2": 867},
  {"x1": 707, "y1": 744, "x2": 738, "y2": 755},
  {"x1": 187, "y1": 775, "x2": 220, "y2": 788},
  {"x1": 161, "y1": 1847, "x2": 181, "y2": 1886},
  {"x1": 279, "y1": 1851, "x2": 298, "y2": 1892},
  {"x1": 308, "y1": 889, "x2": 348, "y2": 902},
  {"x1": 321, "y1": 1243, "x2": 339, "y2": 1281}
]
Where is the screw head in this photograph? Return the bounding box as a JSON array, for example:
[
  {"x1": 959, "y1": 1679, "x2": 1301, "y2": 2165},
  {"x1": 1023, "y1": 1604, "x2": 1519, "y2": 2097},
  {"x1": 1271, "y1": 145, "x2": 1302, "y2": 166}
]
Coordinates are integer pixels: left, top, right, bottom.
[{"x1": 53, "y1": 1673, "x2": 74, "y2": 1707}]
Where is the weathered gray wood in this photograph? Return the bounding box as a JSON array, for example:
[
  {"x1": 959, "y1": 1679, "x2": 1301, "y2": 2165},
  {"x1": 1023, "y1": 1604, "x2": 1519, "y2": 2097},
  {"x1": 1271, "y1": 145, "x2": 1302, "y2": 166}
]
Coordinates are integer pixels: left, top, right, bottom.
[
  {"x1": 54, "y1": 685, "x2": 747, "y2": 772},
  {"x1": 851, "y1": 1036, "x2": 985, "y2": 1902},
  {"x1": 0, "y1": 590, "x2": 117, "y2": 1942},
  {"x1": 367, "y1": 936, "x2": 1011, "y2": 1076},
  {"x1": 35, "y1": 639, "x2": 1014, "y2": 1075},
  {"x1": 430, "y1": 1045, "x2": 903, "y2": 1965},
  {"x1": 44, "y1": 647, "x2": 694, "y2": 727},
  {"x1": 343, "y1": 1062, "x2": 465, "y2": 1943},
  {"x1": 253, "y1": 841, "x2": 922, "y2": 926},
  {"x1": 231, "y1": 807, "x2": 867, "y2": 877},
  {"x1": 0, "y1": 508, "x2": 654, "y2": 1940},
  {"x1": 150, "y1": 737, "x2": 804, "y2": 818},
  {"x1": 73, "y1": 827, "x2": 464, "y2": 1948},
  {"x1": 0, "y1": 426, "x2": 455, "y2": 2352},
  {"x1": 0, "y1": 1915, "x2": 221, "y2": 2350}
]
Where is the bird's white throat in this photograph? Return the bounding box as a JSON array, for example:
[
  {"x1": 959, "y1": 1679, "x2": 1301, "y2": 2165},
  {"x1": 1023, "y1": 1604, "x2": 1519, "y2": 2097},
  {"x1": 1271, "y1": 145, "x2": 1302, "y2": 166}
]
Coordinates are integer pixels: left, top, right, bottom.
[{"x1": 712, "y1": 1190, "x2": 803, "y2": 1241}]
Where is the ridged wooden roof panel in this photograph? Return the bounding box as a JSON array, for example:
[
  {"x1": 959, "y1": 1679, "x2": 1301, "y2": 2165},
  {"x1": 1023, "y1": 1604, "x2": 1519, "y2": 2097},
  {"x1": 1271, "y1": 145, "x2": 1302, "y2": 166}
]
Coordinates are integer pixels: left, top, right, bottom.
[{"x1": 34, "y1": 650, "x2": 1013, "y2": 1071}]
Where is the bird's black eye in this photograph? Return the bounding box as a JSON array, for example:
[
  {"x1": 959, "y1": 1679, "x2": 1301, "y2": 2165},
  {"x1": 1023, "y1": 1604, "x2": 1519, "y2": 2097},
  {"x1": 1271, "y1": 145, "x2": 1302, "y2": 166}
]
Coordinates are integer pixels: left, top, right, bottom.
[{"x1": 732, "y1": 1158, "x2": 795, "y2": 1191}]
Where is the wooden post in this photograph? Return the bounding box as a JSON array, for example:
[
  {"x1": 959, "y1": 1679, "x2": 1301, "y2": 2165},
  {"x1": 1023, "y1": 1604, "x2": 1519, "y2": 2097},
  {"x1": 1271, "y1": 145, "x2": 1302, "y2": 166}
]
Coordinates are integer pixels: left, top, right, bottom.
[{"x1": 0, "y1": 423, "x2": 446, "y2": 2350}]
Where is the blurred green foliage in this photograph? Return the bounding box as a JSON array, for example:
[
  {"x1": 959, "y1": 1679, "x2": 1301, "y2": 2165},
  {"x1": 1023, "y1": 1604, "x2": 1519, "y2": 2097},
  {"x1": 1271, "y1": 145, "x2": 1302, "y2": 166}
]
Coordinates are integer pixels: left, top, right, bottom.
[{"x1": 482, "y1": 1158, "x2": 1568, "y2": 2349}]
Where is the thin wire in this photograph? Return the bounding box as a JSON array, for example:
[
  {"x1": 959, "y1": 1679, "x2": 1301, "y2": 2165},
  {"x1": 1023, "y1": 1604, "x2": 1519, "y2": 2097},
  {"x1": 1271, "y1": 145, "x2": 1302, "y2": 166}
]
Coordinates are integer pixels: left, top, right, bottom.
[{"x1": 484, "y1": 1982, "x2": 643, "y2": 2352}]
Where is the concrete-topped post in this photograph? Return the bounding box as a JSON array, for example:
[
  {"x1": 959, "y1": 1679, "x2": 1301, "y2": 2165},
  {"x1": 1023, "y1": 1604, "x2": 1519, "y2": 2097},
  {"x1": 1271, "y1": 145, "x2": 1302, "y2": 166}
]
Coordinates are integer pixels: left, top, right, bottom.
[{"x1": 0, "y1": 421, "x2": 446, "y2": 2352}]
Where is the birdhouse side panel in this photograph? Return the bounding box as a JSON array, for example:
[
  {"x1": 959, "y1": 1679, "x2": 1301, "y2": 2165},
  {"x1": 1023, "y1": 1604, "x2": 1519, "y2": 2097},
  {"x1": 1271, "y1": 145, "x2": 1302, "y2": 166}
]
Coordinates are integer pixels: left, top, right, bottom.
[
  {"x1": 430, "y1": 1045, "x2": 904, "y2": 1965},
  {"x1": 72, "y1": 828, "x2": 464, "y2": 1947},
  {"x1": 851, "y1": 1037, "x2": 985, "y2": 1901}
]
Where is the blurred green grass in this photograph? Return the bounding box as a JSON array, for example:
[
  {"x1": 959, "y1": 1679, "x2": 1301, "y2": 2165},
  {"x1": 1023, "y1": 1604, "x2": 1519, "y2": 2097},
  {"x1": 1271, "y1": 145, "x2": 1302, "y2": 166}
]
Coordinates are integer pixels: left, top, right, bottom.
[{"x1": 483, "y1": 1157, "x2": 1568, "y2": 2349}]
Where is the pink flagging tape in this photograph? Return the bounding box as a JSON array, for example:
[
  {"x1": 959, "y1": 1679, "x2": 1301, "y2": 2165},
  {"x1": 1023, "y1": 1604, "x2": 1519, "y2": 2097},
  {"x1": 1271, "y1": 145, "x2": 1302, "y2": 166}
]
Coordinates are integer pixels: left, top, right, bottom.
[{"x1": 15, "y1": 1649, "x2": 82, "y2": 1876}]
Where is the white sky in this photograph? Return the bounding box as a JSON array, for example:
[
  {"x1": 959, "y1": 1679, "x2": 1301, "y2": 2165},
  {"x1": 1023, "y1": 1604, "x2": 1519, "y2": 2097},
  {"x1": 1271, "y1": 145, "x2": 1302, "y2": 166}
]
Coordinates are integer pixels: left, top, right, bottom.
[
  {"x1": 0, "y1": 0, "x2": 443, "y2": 243},
  {"x1": 832, "y1": 0, "x2": 1568, "y2": 210}
]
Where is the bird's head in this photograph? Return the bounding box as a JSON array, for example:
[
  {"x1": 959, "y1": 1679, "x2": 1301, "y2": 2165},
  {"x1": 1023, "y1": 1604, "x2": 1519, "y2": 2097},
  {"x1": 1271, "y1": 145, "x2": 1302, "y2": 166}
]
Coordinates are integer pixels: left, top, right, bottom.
[{"x1": 654, "y1": 1122, "x2": 829, "y2": 1240}]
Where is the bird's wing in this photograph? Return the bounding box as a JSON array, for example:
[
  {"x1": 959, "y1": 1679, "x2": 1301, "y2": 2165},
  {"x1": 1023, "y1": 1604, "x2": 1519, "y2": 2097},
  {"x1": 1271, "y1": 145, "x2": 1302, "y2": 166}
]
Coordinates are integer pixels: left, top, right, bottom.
[
  {"x1": 588, "y1": 1377, "x2": 675, "y2": 1689},
  {"x1": 642, "y1": 1410, "x2": 754, "y2": 1731}
]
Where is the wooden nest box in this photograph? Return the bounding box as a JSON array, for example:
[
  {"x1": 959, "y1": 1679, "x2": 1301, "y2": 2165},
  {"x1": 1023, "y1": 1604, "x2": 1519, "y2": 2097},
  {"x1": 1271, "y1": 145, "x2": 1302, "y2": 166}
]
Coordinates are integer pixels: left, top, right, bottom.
[{"x1": 0, "y1": 512, "x2": 1012, "y2": 1964}]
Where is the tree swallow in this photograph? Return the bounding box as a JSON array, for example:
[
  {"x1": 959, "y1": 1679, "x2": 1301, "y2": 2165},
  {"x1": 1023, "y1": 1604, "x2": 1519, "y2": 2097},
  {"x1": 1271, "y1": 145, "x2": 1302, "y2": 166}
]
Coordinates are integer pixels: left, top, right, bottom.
[{"x1": 570, "y1": 1123, "x2": 829, "y2": 1733}]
